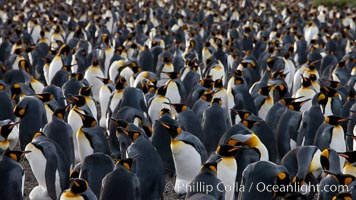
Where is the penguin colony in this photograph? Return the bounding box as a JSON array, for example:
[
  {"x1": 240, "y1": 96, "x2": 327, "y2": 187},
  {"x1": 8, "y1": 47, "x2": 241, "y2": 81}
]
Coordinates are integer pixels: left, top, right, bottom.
[{"x1": 0, "y1": 0, "x2": 355, "y2": 200}]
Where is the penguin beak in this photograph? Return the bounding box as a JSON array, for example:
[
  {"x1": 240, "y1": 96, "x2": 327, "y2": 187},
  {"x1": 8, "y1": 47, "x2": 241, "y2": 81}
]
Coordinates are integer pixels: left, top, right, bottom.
[
  {"x1": 337, "y1": 118, "x2": 351, "y2": 123},
  {"x1": 157, "y1": 120, "x2": 170, "y2": 129},
  {"x1": 338, "y1": 153, "x2": 349, "y2": 159}
]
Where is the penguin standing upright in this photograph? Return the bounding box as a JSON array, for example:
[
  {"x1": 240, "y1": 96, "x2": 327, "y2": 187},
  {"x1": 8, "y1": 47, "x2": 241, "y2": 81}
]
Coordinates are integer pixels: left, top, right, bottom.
[
  {"x1": 1, "y1": 120, "x2": 17, "y2": 152},
  {"x1": 238, "y1": 161, "x2": 290, "y2": 200},
  {"x1": 281, "y1": 146, "x2": 323, "y2": 199},
  {"x1": 294, "y1": 75, "x2": 317, "y2": 113},
  {"x1": 43, "y1": 108, "x2": 75, "y2": 167},
  {"x1": 207, "y1": 145, "x2": 238, "y2": 200},
  {"x1": 0, "y1": 150, "x2": 30, "y2": 200},
  {"x1": 158, "y1": 120, "x2": 207, "y2": 195},
  {"x1": 97, "y1": 77, "x2": 114, "y2": 128},
  {"x1": 25, "y1": 132, "x2": 70, "y2": 200},
  {"x1": 48, "y1": 44, "x2": 70, "y2": 84},
  {"x1": 151, "y1": 108, "x2": 175, "y2": 177},
  {"x1": 148, "y1": 85, "x2": 170, "y2": 123},
  {"x1": 202, "y1": 98, "x2": 231, "y2": 154},
  {"x1": 314, "y1": 115, "x2": 349, "y2": 169},
  {"x1": 122, "y1": 128, "x2": 165, "y2": 200},
  {"x1": 79, "y1": 153, "x2": 115, "y2": 198},
  {"x1": 254, "y1": 85, "x2": 276, "y2": 120},
  {"x1": 79, "y1": 86, "x2": 98, "y2": 121},
  {"x1": 84, "y1": 59, "x2": 104, "y2": 101},
  {"x1": 35, "y1": 92, "x2": 60, "y2": 124},
  {"x1": 100, "y1": 156, "x2": 140, "y2": 200},
  {"x1": 0, "y1": 81, "x2": 15, "y2": 121},
  {"x1": 165, "y1": 102, "x2": 204, "y2": 142},
  {"x1": 163, "y1": 72, "x2": 186, "y2": 104},
  {"x1": 74, "y1": 109, "x2": 110, "y2": 162},
  {"x1": 14, "y1": 96, "x2": 47, "y2": 150},
  {"x1": 185, "y1": 161, "x2": 225, "y2": 200}
]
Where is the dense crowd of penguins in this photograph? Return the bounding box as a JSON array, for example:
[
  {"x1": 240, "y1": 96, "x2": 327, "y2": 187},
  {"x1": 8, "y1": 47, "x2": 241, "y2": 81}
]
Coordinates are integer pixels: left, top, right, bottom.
[{"x1": 0, "y1": 0, "x2": 356, "y2": 199}]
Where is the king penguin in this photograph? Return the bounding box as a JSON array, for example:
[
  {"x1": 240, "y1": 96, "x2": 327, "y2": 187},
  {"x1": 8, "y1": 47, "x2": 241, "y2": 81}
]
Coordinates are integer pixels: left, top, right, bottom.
[
  {"x1": 60, "y1": 178, "x2": 97, "y2": 200},
  {"x1": 147, "y1": 85, "x2": 170, "y2": 124},
  {"x1": 79, "y1": 153, "x2": 115, "y2": 198},
  {"x1": 43, "y1": 107, "x2": 75, "y2": 167},
  {"x1": 207, "y1": 145, "x2": 239, "y2": 200},
  {"x1": 0, "y1": 120, "x2": 19, "y2": 151},
  {"x1": 97, "y1": 77, "x2": 114, "y2": 128},
  {"x1": 79, "y1": 86, "x2": 98, "y2": 121},
  {"x1": 0, "y1": 81, "x2": 15, "y2": 121},
  {"x1": 14, "y1": 95, "x2": 47, "y2": 150},
  {"x1": 0, "y1": 150, "x2": 30, "y2": 200},
  {"x1": 158, "y1": 120, "x2": 207, "y2": 195},
  {"x1": 185, "y1": 161, "x2": 225, "y2": 200},
  {"x1": 84, "y1": 59, "x2": 104, "y2": 102},
  {"x1": 74, "y1": 109, "x2": 110, "y2": 162},
  {"x1": 122, "y1": 128, "x2": 165, "y2": 200},
  {"x1": 202, "y1": 98, "x2": 231, "y2": 154},
  {"x1": 25, "y1": 132, "x2": 70, "y2": 200},
  {"x1": 238, "y1": 161, "x2": 289, "y2": 200},
  {"x1": 314, "y1": 115, "x2": 349, "y2": 169},
  {"x1": 48, "y1": 44, "x2": 70, "y2": 84},
  {"x1": 100, "y1": 156, "x2": 140, "y2": 200}
]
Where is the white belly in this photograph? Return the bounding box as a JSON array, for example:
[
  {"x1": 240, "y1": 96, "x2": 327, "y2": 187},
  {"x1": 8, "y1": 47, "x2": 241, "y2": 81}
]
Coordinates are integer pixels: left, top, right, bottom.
[
  {"x1": 258, "y1": 99, "x2": 273, "y2": 120},
  {"x1": 165, "y1": 81, "x2": 181, "y2": 104},
  {"x1": 99, "y1": 86, "x2": 111, "y2": 128},
  {"x1": 330, "y1": 126, "x2": 346, "y2": 169},
  {"x1": 148, "y1": 97, "x2": 170, "y2": 123},
  {"x1": 218, "y1": 158, "x2": 237, "y2": 200},
  {"x1": 68, "y1": 109, "x2": 83, "y2": 162},
  {"x1": 77, "y1": 130, "x2": 94, "y2": 162},
  {"x1": 48, "y1": 56, "x2": 62, "y2": 84},
  {"x1": 171, "y1": 141, "x2": 202, "y2": 195},
  {"x1": 84, "y1": 68, "x2": 104, "y2": 101},
  {"x1": 25, "y1": 143, "x2": 47, "y2": 187}
]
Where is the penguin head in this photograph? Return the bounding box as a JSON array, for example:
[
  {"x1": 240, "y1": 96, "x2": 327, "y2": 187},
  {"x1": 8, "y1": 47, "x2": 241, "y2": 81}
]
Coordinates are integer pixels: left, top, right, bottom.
[
  {"x1": 287, "y1": 99, "x2": 310, "y2": 111},
  {"x1": 280, "y1": 97, "x2": 301, "y2": 106},
  {"x1": 115, "y1": 76, "x2": 128, "y2": 90},
  {"x1": 0, "y1": 82, "x2": 6, "y2": 91},
  {"x1": 241, "y1": 119, "x2": 261, "y2": 129},
  {"x1": 69, "y1": 169, "x2": 80, "y2": 179},
  {"x1": 11, "y1": 83, "x2": 22, "y2": 100},
  {"x1": 241, "y1": 60, "x2": 256, "y2": 68},
  {"x1": 0, "y1": 121, "x2": 18, "y2": 141},
  {"x1": 163, "y1": 72, "x2": 180, "y2": 80},
  {"x1": 159, "y1": 108, "x2": 173, "y2": 117},
  {"x1": 266, "y1": 57, "x2": 276, "y2": 70},
  {"x1": 164, "y1": 102, "x2": 187, "y2": 113},
  {"x1": 69, "y1": 178, "x2": 88, "y2": 194},
  {"x1": 2, "y1": 150, "x2": 30, "y2": 162},
  {"x1": 74, "y1": 109, "x2": 97, "y2": 128},
  {"x1": 324, "y1": 171, "x2": 355, "y2": 187},
  {"x1": 110, "y1": 118, "x2": 129, "y2": 130},
  {"x1": 101, "y1": 34, "x2": 110, "y2": 45},
  {"x1": 231, "y1": 109, "x2": 251, "y2": 120},
  {"x1": 53, "y1": 107, "x2": 66, "y2": 120},
  {"x1": 200, "y1": 78, "x2": 214, "y2": 89},
  {"x1": 92, "y1": 59, "x2": 99, "y2": 67},
  {"x1": 79, "y1": 85, "x2": 93, "y2": 97},
  {"x1": 211, "y1": 97, "x2": 222, "y2": 105},
  {"x1": 200, "y1": 161, "x2": 220, "y2": 174},
  {"x1": 227, "y1": 132, "x2": 258, "y2": 147},
  {"x1": 68, "y1": 95, "x2": 86, "y2": 107},
  {"x1": 332, "y1": 192, "x2": 352, "y2": 200},
  {"x1": 121, "y1": 129, "x2": 143, "y2": 142},
  {"x1": 35, "y1": 92, "x2": 54, "y2": 103},
  {"x1": 59, "y1": 44, "x2": 70, "y2": 56},
  {"x1": 18, "y1": 59, "x2": 31, "y2": 74},
  {"x1": 200, "y1": 90, "x2": 215, "y2": 102},
  {"x1": 156, "y1": 85, "x2": 168, "y2": 96},
  {"x1": 13, "y1": 102, "x2": 26, "y2": 118},
  {"x1": 214, "y1": 77, "x2": 224, "y2": 89},
  {"x1": 321, "y1": 149, "x2": 331, "y2": 171},
  {"x1": 157, "y1": 119, "x2": 181, "y2": 139},
  {"x1": 258, "y1": 85, "x2": 275, "y2": 96},
  {"x1": 338, "y1": 151, "x2": 356, "y2": 164},
  {"x1": 301, "y1": 75, "x2": 312, "y2": 87},
  {"x1": 324, "y1": 115, "x2": 350, "y2": 126},
  {"x1": 96, "y1": 77, "x2": 112, "y2": 85},
  {"x1": 326, "y1": 80, "x2": 342, "y2": 89},
  {"x1": 116, "y1": 155, "x2": 139, "y2": 171},
  {"x1": 216, "y1": 145, "x2": 239, "y2": 157}
]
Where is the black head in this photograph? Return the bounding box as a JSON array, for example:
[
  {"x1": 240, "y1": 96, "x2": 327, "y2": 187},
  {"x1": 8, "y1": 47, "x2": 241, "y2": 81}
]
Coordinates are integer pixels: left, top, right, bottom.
[
  {"x1": 201, "y1": 162, "x2": 219, "y2": 174},
  {"x1": 79, "y1": 85, "x2": 93, "y2": 96},
  {"x1": 156, "y1": 85, "x2": 168, "y2": 96},
  {"x1": 59, "y1": 44, "x2": 70, "y2": 56},
  {"x1": 159, "y1": 108, "x2": 173, "y2": 116},
  {"x1": 301, "y1": 75, "x2": 312, "y2": 87},
  {"x1": 287, "y1": 99, "x2": 310, "y2": 111},
  {"x1": 96, "y1": 77, "x2": 112, "y2": 85},
  {"x1": 53, "y1": 107, "x2": 66, "y2": 120},
  {"x1": 157, "y1": 120, "x2": 181, "y2": 138},
  {"x1": 216, "y1": 145, "x2": 239, "y2": 157},
  {"x1": 11, "y1": 83, "x2": 22, "y2": 100},
  {"x1": 231, "y1": 109, "x2": 251, "y2": 120},
  {"x1": 110, "y1": 118, "x2": 129, "y2": 129},
  {"x1": 164, "y1": 102, "x2": 187, "y2": 113},
  {"x1": 164, "y1": 72, "x2": 180, "y2": 80},
  {"x1": 115, "y1": 76, "x2": 127, "y2": 90},
  {"x1": 74, "y1": 109, "x2": 97, "y2": 128},
  {"x1": 121, "y1": 129, "x2": 142, "y2": 142},
  {"x1": 200, "y1": 78, "x2": 214, "y2": 89},
  {"x1": 242, "y1": 119, "x2": 260, "y2": 129},
  {"x1": 338, "y1": 151, "x2": 356, "y2": 164},
  {"x1": 324, "y1": 115, "x2": 350, "y2": 126},
  {"x1": 116, "y1": 155, "x2": 139, "y2": 171},
  {"x1": 200, "y1": 91, "x2": 215, "y2": 102},
  {"x1": 3, "y1": 150, "x2": 30, "y2": 162},
  {"x1": 69, "y1": 178, "x2": 88, "y2": 194},
  {"x1": 211, "y1": 97, "x2": 222, "y2": 105},
  {"x1": 258, "y1": 85, "x2": 274, "y2": 96},
  {"x1": 69, "y1": 95, "x2": 86, "y2": 107},
  {"x1": 214, "y1": 77, "x2": 224, "y2": 88},
  {"x1": 35, "y1": 92, "x2": 54, "y2": 103},
  {"x1": 0, "y1": 122, "x2": 18, "y2": 140}
]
